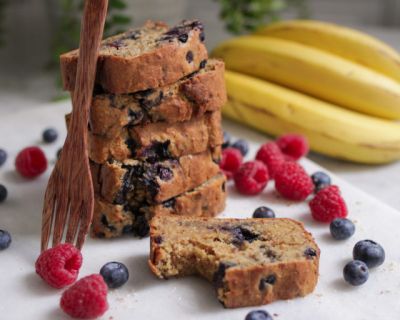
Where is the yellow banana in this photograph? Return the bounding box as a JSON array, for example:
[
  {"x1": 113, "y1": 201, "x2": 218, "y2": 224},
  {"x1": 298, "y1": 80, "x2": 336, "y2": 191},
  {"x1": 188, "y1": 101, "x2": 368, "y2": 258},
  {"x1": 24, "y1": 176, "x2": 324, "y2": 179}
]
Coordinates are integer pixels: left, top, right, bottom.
[
  {"x1": 212, "y1": 36, "x2": 400, "y2": 120},
  {"x1": 223, "y1": 70, "x2": 400, "y2": 164},
  {"x1": 256, "y1": 20, "x2": 400, "y2": 83}
]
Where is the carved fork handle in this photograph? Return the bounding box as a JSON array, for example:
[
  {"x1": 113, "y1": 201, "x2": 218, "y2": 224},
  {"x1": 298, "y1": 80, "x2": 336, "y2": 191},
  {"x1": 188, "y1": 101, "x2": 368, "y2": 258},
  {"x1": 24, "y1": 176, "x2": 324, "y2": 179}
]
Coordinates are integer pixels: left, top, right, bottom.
[{"x1": 68, "y1": 0, "x2": 109, "y2": 137}]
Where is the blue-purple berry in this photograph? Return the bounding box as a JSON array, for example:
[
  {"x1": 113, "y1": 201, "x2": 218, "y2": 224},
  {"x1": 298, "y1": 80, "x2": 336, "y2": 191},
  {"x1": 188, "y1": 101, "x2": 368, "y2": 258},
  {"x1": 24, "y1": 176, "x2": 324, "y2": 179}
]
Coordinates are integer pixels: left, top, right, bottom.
[
  {"x1": 343, "y1": 260, "x2": 369, "y2": 286},
  {"x1": 42, "y1": 128, "x2": 58, "y2": 143},
  {"x1": 0, "y1": 184, "x2": 7, "y2": 203},
  {"x1": 232, "y1": 139, "x2": 249, "y2": 156},
  {"x1": 329, "y1": 218, "x2": 355, "y2": 240},
  {"x1": 0, "y1": 149, "x2": 7, "y2": 166},
  {"x1": 311, "y1": 171, "x2": 331, "y2": 192},
  {"x1": 245, "y1": 310, "x2": 273, "y2": 320},
  {"x1": 253, "y1": 206, "x2": 275, "y2": 218},
  {"x1": 0, "y1": 229, "x2": 11, "y2": 250},
  {"x1": 353, "y1": 239, "x2": 385, "y2": 268},
  {"x1": 222, "y1": 131, "x2": 231, "y2": 149},
  {"x1": 100, "y1": 261, "x2": 129, "y2": 289}
]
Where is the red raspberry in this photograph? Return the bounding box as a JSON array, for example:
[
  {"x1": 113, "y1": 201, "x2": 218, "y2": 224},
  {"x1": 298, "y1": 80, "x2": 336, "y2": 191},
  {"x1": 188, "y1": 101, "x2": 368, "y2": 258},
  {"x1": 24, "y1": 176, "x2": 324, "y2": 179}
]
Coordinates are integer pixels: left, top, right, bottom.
[
  {"x1": 35, "y1": 243, "x2": 82, "y2": 289},
  {"x1": 309, "y1": 185, "x2": 348, "y2": 223},
  {"x1": 15, "y1": 146, "x2": 47, "y2": 178},
  {"x1": 274, "y1": 161, "x2": 313, "y2": 201},
  {"x1": 255, "y1": 142, "x2": 285, "y2": 179},
  {"x1": 219, "y1": 147, "x2": 243, "y2": 180},
  {"x1": 60, "y1": 274, "x2": 108, "y2": 319},
  {"x1": 276, "y1": 134, "x2": 309, "y2": 161},
  {"x1": 234, "y1": 160, "x2": 269, "y2": 195}
]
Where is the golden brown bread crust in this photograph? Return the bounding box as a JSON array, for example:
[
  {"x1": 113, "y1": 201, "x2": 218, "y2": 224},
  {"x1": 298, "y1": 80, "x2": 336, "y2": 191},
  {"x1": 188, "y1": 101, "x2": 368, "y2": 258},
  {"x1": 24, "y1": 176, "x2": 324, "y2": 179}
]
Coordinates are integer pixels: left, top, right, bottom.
[
  {"x1": 91, "y1": 149, "x2": 221, "y2": 205},
  {"x1": 91, "y1": 173, "x2": 226, "y2": 238},
  {"x1": 148, "y1": 216, "x2": 320, "y2": 308},
  {"x1": 60, "y1": 20, "x2": 208, "y2": 94},
  {"x1": 88, "y1": 59, "x2": 226, "y2": 137},
  {"x1": 219, "y1": 258, "x2": 319, "y2": 308},
  {"x1": 88, "y1": 111, "x2": 223, "y2": 163}
]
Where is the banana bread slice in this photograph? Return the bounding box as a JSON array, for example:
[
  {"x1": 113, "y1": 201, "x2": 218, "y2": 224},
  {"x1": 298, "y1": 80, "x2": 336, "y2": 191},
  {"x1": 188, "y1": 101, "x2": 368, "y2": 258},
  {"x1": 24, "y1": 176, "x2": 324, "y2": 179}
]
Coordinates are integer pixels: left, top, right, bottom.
[
  {"x1": 88, "y1": 111, "x2": 223, "y2": 163},
  {"x1": 89, "y1": 59, "x2": 226, "y2": 137},
  {"x1": 61, "y1": 20, "x2": 208, "y2": 94},
  {"x1": 91, "y1": 149, "x2": 221, "y2": 205},
  {"x1": 149, "y1": 216, "x2": 320, "y2": 308},
  {"x1": 91, "y1": 173, "x2": 226, "y2": 238}
]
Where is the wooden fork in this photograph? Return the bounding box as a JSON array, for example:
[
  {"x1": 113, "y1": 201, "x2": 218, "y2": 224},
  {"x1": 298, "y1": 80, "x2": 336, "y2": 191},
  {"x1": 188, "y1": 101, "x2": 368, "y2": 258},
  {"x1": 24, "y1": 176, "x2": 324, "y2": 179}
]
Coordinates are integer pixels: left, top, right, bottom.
[{"x1": 41, "y1": 0, "x2": 108, "y2": 252}]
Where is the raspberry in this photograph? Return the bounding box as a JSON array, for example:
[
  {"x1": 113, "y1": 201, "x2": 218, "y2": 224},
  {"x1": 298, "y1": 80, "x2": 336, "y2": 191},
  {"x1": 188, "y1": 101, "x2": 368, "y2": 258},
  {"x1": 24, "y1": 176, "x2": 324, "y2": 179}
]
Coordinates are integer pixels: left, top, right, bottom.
[
  {"x1": 35, "y1": 243, "x2": 82, "y2": 288},
  {"x1": 255, "y1": 142, "x2": 285, "y2": 179},
  {"x1": 309, "y1": 185, "x2": 348, "y2": 223},
  {"x1": 276, "y1": 134, "x2": 309, "y2": 161},
  {"x1": 60, "y1": 274, "x2": 108, "y2": 319},
  {"x1": 234, "y1": 160, "x2": 269, "y2": 195},
  {"x1": 219, "y1": 147, "x2": 243, "y2": 180},
  {"x1": 15, "y1": 146, "x2": 47, "y2": 178},
  {"x1": 274, "y1": 161, "x2": 313, "y2": 201}
]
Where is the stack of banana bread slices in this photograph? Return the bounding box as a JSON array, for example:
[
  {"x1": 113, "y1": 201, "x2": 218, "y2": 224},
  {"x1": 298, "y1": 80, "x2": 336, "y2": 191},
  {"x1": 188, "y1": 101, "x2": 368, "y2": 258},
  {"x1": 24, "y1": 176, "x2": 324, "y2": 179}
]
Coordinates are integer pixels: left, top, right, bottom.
[{"x1": 61, "y1": 20, "x2": 227, "y2": 238}]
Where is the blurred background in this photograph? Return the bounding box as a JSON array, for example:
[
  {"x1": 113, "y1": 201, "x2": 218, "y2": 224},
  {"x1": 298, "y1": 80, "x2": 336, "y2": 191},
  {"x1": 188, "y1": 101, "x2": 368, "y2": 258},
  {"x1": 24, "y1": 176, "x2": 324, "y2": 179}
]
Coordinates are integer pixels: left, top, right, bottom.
[{"x1": 1, "y1": 0, "x2": 400, "y2": 114}]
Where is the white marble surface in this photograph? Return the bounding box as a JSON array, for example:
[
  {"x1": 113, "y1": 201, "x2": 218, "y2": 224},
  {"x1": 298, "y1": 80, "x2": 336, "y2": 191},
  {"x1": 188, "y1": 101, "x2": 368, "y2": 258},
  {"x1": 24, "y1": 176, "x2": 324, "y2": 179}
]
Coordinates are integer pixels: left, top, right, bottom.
[{"x1": 1, "y1": 103, "x2": 399, "y2": 319}]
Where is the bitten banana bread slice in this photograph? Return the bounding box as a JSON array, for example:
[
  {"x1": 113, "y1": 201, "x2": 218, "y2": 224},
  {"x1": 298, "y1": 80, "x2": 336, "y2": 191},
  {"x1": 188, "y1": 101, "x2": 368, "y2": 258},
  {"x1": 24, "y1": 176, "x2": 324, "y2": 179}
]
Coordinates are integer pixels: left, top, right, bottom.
[
  {"x1": 88, "y1": 111, "x2": 223, "y2": 163},
  {"x1": 91, "y1": 173, "x2": 226, "y2": 238},
  {"x1": 91, "y1": 149, "x2": 221, "y2": 205},
  {"x1": 61, "y1": 20, "x2": 208, "y2": 94},
  {"x1": 89, "y1": 59, "x2": 226, "y2": 137},
  {"x1": 149, "y1": 216, "x2": 320, "y2": 308}
]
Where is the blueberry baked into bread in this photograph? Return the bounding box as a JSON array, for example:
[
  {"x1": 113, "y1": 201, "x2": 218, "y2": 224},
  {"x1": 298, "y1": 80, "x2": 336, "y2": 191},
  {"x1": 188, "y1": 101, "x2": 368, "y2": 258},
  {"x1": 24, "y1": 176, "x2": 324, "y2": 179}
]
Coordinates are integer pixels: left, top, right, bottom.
[
  {"x1": 88, "y1": 111, "x2": 223, "y2": 164},
  {"x1": 149, "y1": 215, "x2": 320, "y2": 308},
  {"x1": 89, "y1": 59, "x2": 226, "y2": 137},
  {"x1": 91, "y1": 149, "x2": 221, "y2": 205},
  {"x1": 92, "y1": 173, "x2": 226, "y2": 238},
  {"x1": 61, "y1": 20, "x2": 208, "y2": 93}
]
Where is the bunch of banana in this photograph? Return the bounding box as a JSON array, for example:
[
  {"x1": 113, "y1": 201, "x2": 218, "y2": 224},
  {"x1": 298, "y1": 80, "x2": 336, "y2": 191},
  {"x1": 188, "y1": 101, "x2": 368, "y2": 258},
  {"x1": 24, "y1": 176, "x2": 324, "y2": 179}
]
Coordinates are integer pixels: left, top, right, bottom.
[
  {"x1": 256, "y1": 20, "x2": 400, "y2": 83},
  {"x1": 211, "y1": 20, "x2": 400, "y2": 164}
]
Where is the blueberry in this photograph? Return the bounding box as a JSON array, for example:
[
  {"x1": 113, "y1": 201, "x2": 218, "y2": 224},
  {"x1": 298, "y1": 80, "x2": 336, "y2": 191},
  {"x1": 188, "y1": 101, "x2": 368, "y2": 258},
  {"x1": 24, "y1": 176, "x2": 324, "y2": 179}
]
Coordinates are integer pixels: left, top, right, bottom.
[
  {"x1": 157, "y1": 166, "x2": 173, "y2": 181},
  {"x1": 0, "y1": 184, "x2": 7, "y2": 203},
  {"x1": 232, "y1": 139, "x2": 249, "y2": 156},
  {"x1": 311, "y1": 171, "x2": 331, "y2": 192},
  {"x1": 245, "y1": 310, "x2": 273, "y2": 320},
  {"x1": 0, "y1": 149, "x2": 7, "y2": 166},
  {"x1": 199, "y1": 59, "x2": 207, "y2": 69},
  {"x1": 253, "y1": 206, "x2": 275, "y2": 218},
  {"x1": 353, "y1": 239, "x2": 385, "y2": 268},
  {"x1": 259, "y1": 274, "x2": 276, "y2": 291},
  {"x1": 100, "y1": 261, "x2": 129, "y2": 289},
  {"x1": 304, "y1": 247, "x2": 317, "y2": 259},
  {"x1": 178, "y1": 33, "x2": 188, "y2": 43},
  {"x1": 222, "y1": 131, "x2": 231, "y2": 149},
  {"x1": 42, "y1": 128, "x2": 58, "y2": 143},
  {"x1": 0, "y1": 229, "x2": 11, "y2": 250},
  {"x1": 199, "y1": 30, "x2": 205, "y2": 42},
  {"x1": 186, "y1": 50, "x2": 194, "y2": 63},
  {"x1": 329, "y1": 218, "x2": 355, "y2": 240},
  {"x1": 213, "y1": 262, "x2": 235, "y2": 288},
  {"x1": 343, "y1": 260, "x2": 369, "y2": 286}
]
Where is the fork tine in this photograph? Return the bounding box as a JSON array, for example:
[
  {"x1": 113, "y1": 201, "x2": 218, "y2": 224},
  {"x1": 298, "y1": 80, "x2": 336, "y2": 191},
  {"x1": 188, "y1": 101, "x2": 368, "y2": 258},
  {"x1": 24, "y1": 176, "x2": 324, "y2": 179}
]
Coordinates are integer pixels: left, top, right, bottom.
[
  {"x1": 41, "y1": 183, "x2": 56, "y2": 252},
  {"x1": 52, "y1": 181, "x2": 70, "y2": 247},
  {"x1": 65, "y1": 199, "x2": 82, "y2": 244},
  {"x1": 76, "y1": 199, "x2": 94, "y2": 250}
]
